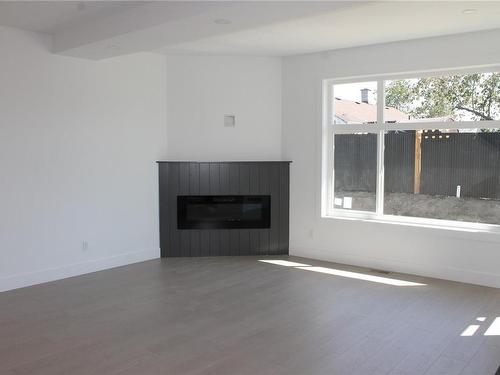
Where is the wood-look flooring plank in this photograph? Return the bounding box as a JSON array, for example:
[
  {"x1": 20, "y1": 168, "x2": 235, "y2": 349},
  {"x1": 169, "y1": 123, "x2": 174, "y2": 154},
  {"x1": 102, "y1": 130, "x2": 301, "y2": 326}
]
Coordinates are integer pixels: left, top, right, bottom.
[
  {"x1": 460, "y1": 343, "x2": 500, "y2": 375},
  {"x1": 1, "y1": 256, "x2": 500, "y2": 375},
  {"x1": 424, "y1": 355, "x2": 467, "y2": 375}
]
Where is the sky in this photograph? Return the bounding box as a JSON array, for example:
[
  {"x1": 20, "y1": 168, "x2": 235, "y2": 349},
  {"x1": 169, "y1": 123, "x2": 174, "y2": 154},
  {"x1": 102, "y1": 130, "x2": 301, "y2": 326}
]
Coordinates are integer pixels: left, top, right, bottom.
[{"x1": 333, "y1": 81, "x2": 377, "y2": 103}]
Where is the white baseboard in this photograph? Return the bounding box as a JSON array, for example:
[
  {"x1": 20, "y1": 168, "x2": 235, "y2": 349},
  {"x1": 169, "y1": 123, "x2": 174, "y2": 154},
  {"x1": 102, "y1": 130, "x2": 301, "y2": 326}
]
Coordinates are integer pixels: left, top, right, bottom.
[
  {"x1": 0, "y1": 248, "x2": 160, "y2": 292},
  {"x1": 290, "y1": 246, "x2": 500, "y2": 289}
]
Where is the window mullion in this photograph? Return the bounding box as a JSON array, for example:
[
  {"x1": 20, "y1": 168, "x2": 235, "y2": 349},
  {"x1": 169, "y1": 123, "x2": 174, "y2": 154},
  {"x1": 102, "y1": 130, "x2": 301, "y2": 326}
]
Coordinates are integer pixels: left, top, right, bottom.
[
  {"x1": 323, "y1": 80, "x2": 335, "y2": 216},
  {"x1": 376, "y1": 80, "x2": 385, "y2": 216}
]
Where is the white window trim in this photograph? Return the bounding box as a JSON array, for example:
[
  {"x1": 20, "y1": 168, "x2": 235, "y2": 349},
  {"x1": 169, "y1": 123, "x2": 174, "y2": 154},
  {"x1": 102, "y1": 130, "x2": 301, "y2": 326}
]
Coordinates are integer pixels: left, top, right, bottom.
[{"x1": 321, "y1": 67, "x2": 500, "y2": 235}]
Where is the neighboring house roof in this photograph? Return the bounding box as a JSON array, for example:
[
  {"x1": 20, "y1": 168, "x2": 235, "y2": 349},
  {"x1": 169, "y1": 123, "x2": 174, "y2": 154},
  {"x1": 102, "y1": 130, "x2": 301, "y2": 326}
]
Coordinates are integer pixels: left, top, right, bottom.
[
  {"x1": 334, "y1": 98, "x2": 455, "y2": 124},
  {"x1": 334, "y1": 98, "x2": 408, "y2": 123},
  {"x1": 408, "y1": 116, "x2": 455, "y2": 123}
]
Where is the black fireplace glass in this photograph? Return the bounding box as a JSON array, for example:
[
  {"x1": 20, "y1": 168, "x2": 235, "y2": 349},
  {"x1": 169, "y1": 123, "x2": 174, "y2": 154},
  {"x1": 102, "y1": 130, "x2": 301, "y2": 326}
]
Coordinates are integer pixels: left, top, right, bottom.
[{"x1": 177, "y1": 195, "x2": 271, "y2": 229}]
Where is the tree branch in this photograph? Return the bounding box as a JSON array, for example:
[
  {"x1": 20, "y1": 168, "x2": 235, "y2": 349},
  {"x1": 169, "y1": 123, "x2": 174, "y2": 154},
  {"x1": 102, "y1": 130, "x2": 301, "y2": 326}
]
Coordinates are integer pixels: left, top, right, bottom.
[{"x1": 455, "y1": 105, "x2": 493, "y2": 121}]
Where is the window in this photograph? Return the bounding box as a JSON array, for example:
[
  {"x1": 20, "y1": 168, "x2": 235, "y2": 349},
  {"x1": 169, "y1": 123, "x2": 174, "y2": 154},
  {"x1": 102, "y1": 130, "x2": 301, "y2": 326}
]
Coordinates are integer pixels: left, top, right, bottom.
[
  {"x1": 334, "y1": 133, "x2": 377, "y2": 211},
  {"x1": 323, "y1": 70, "x2": 500, "y2": 229},
  {"x1": 334, "y1": 81, "x2": 377, "y2": 124}
]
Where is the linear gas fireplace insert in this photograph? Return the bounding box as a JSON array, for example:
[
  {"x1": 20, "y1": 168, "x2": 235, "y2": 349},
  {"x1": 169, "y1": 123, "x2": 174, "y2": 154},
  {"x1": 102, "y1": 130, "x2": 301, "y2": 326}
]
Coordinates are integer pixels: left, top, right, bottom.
[{"x1": 177, "y1": 195, "x2": 271, "y2": 229}]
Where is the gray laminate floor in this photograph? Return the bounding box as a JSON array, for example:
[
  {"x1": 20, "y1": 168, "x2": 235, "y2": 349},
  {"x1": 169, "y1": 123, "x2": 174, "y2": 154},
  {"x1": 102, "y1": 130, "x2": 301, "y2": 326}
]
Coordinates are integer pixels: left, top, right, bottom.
[{"x1": 1, "y1": 256, "x2": 500, "y2": 375}]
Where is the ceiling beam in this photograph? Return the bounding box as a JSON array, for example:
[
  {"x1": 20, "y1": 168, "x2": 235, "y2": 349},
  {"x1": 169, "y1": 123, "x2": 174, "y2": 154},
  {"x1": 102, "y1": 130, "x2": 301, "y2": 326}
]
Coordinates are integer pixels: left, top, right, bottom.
[{"x1": 52, "y1": 1, "x2": 360, "y2": 60}]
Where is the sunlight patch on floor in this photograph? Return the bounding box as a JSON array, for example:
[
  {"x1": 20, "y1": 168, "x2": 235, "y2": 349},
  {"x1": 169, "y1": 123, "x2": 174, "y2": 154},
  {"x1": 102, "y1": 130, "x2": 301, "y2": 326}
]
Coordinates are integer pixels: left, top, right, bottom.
[
  {"x1": 295, "y1": 266, "x2": 426, "y2": 286},
  {"x1": 258, "y1": 260, "x2": 312, "y2": 267},
  {"x1": 461, "y1": 324, "x2": 480, "y2": 337},
  {"x1": 259, "y1": 259, "x2": 426, "y2": 286},
  {"x1": 484, "y1": 317, "x2": 500, "y2": 336},
  {"x1": 460, "y1": 317, "x2": 500, "y2": 337}
]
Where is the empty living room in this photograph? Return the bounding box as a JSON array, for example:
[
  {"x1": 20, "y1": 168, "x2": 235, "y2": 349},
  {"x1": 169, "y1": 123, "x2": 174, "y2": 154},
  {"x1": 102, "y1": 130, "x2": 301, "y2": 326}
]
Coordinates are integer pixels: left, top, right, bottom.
[{"x1": 2, "y1": 1, "x2": 500, "y2": 374}]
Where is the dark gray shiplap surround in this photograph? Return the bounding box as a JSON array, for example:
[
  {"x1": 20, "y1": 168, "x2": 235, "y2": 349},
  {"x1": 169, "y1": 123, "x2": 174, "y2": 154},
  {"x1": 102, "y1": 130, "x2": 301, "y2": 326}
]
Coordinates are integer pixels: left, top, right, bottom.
[{"x1": 158, "y1": 161, "x2": 290, "y2": 257}]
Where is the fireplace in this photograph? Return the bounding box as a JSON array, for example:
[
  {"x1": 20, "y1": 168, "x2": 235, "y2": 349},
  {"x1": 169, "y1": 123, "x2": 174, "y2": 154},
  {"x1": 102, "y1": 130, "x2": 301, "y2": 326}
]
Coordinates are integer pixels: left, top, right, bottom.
[
  {"x1": 177, "y1": 195, "x2": 271, "y2": 229},
  {"x1": 158, "y1": 161, "x2": 290, "y2": 257}
]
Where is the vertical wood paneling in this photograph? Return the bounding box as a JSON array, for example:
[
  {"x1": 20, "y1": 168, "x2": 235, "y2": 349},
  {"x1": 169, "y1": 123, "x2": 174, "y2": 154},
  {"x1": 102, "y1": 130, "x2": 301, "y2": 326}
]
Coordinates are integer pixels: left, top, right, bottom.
[
  {"x1": 219, "y1": 163, "x2": 230, "y2": 194},
  {"x1": 158, "y1": 164, "x2": 170, "y2": 258},
  {"x1": 219, "y1": 230, "x2": 230, "y2": 256},
  {"x1": 209, "y1": 231, "x2": 220, "y2": 256},
  {"x1": 279, "y1": 163, "x2": 290, "y2": 253},
  {"x1": 219, "y1": 163, "x2": 230, "y2": 255},
  {"x1": 269, "y1": 163, "x2": 281, "y2": 255},
  {"x1": 189, "y1": 163, "x2": 201, "y2": 256},
  {"x1": 200, "y1": 231, "x2": 210, "y2": 257},
  {"x1": 199, "y1": 163, "x2": 210, "y2": 194},
  {"x1": 249, "y1": 163, "x2": 259, "y2": 193},
  {"x1": 229, "y1": 230, "x2": 239, "y2": 256},
  {"x1": 189, "y1": 163, "x2": 200, "y2": 195},
  {"x1": 208, "y1": 163, "x2": 221, "y2": 255},
  {"x1": 158, "y1": 161, "x2": 290, "y2": 257},
  {"x1": 239, "y1": 229, "x2": 251, "y2": 255},
  {"x1": 248, "y1": 163, "x2": 261, "y2": 255},
  {"x1": 228, "y1": 164, "x2": 241, "y2": 255},
  {"x1": 190, "y1": 230, "x2": 201, "y2": 257},
  {"x1": 167, "y1": 163, "x2": 180, "y2": 257},
  {"x1": 258, "y1": 164, "x2": 271, "y2": 255},
  {"x1": 239, "y1": 164, "x2": 250, "y2": 194},
  {"x1": 179, "y1": 164, "x2": 191, "y2": 256},
  {"x1": 179, "y1": 163, "x2": 190, "y2": 194},
  {"x1": 259, "y1": 164, "x2": 271, "y2": 193},
  {"x1": 250, "y1": 233, "x2": 260, "y2": 256},
  {"x1": 209, "y1": 163, "x2": 220, "y2": 194},
  {"x1": 229, "y1": 164, "x2": 240, "y2": 194}
]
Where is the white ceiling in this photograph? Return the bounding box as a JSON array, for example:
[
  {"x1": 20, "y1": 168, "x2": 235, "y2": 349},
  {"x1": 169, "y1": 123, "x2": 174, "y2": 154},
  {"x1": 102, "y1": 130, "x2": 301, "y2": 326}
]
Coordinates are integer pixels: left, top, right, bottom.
[
  {"x1": 0, "y1": 1, "x2": 144, "y2": 34},
  {"x1": 1, "y1": 1, "x2": 500, "y2": 60},
  {"x1": 157, "y1": 1, "x2": 500, "y2": 56}
]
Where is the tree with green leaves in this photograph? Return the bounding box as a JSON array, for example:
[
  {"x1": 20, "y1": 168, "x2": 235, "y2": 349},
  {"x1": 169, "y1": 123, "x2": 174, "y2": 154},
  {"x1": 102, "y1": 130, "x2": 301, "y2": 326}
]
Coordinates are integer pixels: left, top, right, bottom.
[{"x1": 385, "y1": 73, "x2": 500, "y2": 121}]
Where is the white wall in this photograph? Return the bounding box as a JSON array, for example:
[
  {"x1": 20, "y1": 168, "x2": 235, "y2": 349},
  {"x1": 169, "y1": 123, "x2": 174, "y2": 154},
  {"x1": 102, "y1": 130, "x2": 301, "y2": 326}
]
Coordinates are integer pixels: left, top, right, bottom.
[
  {"x1": 282, "y1": 29, "x2": 500, "y2": 288},
  {"x1": 4, "y1": 24, "x2": 499, "y2": 291},
  {"x1": 0, "y1": 26, "x2": 167, "y2": 292},
  {"x1": 165, "y1": 55, "x2": 282, "y2": 161}
]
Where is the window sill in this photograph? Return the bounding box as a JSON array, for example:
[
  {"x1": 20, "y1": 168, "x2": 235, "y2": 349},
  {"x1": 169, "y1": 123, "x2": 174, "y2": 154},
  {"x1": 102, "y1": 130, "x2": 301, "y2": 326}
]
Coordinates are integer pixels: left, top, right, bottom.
[{"x1": 322, "y1": 211, "x2": 500, "y2": 243}]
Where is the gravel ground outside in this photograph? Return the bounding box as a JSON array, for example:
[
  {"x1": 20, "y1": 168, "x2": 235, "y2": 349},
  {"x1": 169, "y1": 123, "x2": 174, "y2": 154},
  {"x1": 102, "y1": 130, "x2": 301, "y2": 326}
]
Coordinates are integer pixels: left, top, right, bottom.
[{"x1": 334, "y1": 191, "x2": 500, "y2": 225}]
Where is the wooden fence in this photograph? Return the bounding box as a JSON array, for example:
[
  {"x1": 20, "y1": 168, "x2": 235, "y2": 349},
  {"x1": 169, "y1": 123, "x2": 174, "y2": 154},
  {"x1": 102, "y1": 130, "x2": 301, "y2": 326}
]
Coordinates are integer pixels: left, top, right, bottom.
[{"x1": 334, "y1": 131, "x2": 500, "y2": 199}]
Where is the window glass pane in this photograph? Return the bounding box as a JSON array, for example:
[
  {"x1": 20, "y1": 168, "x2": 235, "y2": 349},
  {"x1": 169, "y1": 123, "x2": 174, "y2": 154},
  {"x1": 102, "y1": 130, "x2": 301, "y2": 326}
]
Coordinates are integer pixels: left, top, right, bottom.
[
  {"x1": 334, "y1": 133, "x2": 377, "y2": 212},
  {"x1": 333, "y1": 81, "x2": 377, "y2": 124},
  {"x1": 385, "y1": 72, "x2": 500, "y2": 123},
  {"x1": 384, "y1": 128, "x2": 500, "y2": 225}
]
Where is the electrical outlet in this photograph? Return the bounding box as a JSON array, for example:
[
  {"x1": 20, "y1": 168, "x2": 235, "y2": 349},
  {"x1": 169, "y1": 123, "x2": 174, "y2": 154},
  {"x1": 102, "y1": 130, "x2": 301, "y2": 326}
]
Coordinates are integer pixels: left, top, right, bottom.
[{"x1": 82, "y1": 241, "x2": 89, "y2": 251}]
